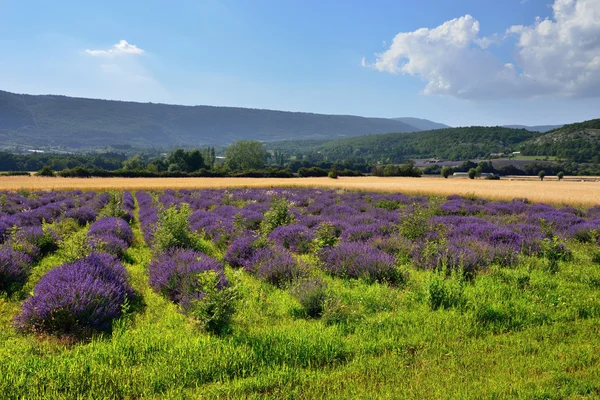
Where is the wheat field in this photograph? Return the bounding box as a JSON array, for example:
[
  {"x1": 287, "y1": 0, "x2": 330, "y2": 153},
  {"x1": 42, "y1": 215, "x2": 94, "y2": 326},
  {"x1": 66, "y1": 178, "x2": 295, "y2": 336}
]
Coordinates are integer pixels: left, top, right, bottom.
[{"x1": 1, "y1": 176, "x2": 599, "y2": 206}]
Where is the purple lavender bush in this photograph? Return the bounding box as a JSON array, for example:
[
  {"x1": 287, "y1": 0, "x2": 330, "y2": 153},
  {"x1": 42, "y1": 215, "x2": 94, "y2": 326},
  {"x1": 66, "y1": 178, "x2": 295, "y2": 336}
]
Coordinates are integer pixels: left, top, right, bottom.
[
  {"x1": 148, "y1": 248, "x2": 227, "y2": 313},
  {"x1": 14, "y1": 252, "x2": 135, "y2": 337},
  {"x1": 320, "y1": 243, "x2": 404, "y2": 284},
  {"x1": 245, "y1": 246, "x2": 306, "y2": 288},
  {"x1": 0, "y1": 249, "x2": 32, "y2": 294}
]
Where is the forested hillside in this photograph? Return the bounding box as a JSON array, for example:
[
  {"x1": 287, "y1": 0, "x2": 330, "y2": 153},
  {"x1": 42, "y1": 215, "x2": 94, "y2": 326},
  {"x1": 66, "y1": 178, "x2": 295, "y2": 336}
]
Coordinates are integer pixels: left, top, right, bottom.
[
  {"x1": 0, "y1": 90, "x2": 418, "y2": 149},
  {"x1": 266, "y1": 126, "x2": 541, "y2": 163},
  {"x1": 520, "y1": 119, "x2": 600, "y2": 162}
]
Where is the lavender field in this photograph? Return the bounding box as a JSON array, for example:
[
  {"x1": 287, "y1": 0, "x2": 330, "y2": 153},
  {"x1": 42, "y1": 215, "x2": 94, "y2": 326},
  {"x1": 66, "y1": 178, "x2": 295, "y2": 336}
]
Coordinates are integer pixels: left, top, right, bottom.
[{"x1": 1, "y1": 188, "x2": 600, "y2": 398}]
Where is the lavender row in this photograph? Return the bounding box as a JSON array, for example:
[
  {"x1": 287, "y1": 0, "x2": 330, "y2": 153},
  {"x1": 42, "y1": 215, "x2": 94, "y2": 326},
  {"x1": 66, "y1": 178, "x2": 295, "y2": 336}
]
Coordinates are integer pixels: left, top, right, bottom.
[
  {"x1": 87, "y1": 217, "x2": 134, "y2": 259},
  {"x1": 14, "y1": 252, "x2": 136, "y2": 337}
]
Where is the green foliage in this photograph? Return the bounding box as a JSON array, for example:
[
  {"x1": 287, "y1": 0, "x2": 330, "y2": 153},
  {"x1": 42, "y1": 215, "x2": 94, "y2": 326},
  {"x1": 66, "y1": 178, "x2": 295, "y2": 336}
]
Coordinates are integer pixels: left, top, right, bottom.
[
  {"x1": 467, "y1": 168, "x2": 477, "y2": 179},
  {"x1": 374, "y1": 199, "x2": 402, "y2": 211},
  {"x1": 99, "y1": 191, "x2": 130, "y2": 220},
  {"x1": 35, "y1": 166, "x2": 55, "y2": 177},
  {"x1": 557, "y1": 171, "x2": 565, "y2": 180},
  {"x1": 441, "y1": 166, "x2": 452, "y2": 178},
  {"x1": 225, "y1": 140, "x2": 265, "y2": 172},
  {"x1": 166, "y1": 149, "x2": 205, "y2": 173},
  {"x1": 291, "y1": 277, "x2": 329, "y2": 318},
  {"x1": 427, "y1": 272, "x2": 465, "y2": 310},
  {"x1": 311, "y1": 222, "x2": 339, "y2": 251},
  {"x1": 59, "y1": 229, "x2": 93, "y2": 263},
  {"x1": 188, "y1": 270, "x2": 239, "y2": 335},
  {"x1": 260, "y1": 198, "x2": 295, "y2": 235},
  {"x1": 154, "y1": 204, "x2": 214, "y2": 255},
  {"x1": 328, "y1": 165, "x2": 339, "y2": 179},
  {"x1": 268, "y1": 126, "x2": 541, "y2": 164},
  {"x1": 122, "y1": 155, "x2": 146, "y2": 171},
  {"x1": 538, "y1": 170, "x2": 546, "y2": 181}
]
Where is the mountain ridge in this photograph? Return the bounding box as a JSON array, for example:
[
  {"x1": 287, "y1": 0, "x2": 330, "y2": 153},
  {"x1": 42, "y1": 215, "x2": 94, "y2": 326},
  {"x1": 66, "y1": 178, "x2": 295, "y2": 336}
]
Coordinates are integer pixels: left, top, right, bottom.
[{"x1": 0, "y1": 90, "x2": 419, "y2": 149}]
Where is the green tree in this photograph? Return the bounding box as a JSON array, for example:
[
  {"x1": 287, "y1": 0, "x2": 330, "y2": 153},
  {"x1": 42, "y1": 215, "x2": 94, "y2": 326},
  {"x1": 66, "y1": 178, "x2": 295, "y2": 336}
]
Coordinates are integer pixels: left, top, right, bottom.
[
  {"x1": 557, "y1": 171, "x2": 564, "y2": 181},
  {"x1": 123, "y1": 155, "x2": 146, "y2": 171},
  {"x1": 441, "y1": 166, "x2": 452, "y2": 179},
  {"x1": 538, "y1": 170, "x2": 546, "y2": 181},
  {"x1": 225, "y1": 140, "x2": 265, "y2": 171},
  {"x1": 467, "y1": 168, "x2": 477, "y2": 179}
]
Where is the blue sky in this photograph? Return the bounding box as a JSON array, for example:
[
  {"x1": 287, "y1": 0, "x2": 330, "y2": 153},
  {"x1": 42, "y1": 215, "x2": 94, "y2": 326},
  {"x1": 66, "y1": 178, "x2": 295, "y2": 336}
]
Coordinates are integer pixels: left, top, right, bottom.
[{"x1": 1, "y1": 0, "x2": 599, "y2": 126}]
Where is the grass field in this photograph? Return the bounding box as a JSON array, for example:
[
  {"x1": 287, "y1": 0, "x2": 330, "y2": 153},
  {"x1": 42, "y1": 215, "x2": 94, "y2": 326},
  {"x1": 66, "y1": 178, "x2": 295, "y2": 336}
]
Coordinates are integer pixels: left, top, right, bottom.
[
  {"x1": 2, "y1": 188, "x2": 600, "y2": 399},
  {"x1": 1, "y1": 176, "x2": 599, "y2": 206}
]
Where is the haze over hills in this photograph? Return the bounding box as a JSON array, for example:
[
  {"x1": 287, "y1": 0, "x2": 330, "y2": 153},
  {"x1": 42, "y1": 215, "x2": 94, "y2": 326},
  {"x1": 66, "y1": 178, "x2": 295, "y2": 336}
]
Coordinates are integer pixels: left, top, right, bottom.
[
  {"x1": 0, "y1": 90, "x2": 420, "y2": 149},
  {"x1": 502, "y1": 124, "x2": 564, "y2": 133},
  {"x1": 393, "y1": 117, "x2": 450, "y2": 131}
]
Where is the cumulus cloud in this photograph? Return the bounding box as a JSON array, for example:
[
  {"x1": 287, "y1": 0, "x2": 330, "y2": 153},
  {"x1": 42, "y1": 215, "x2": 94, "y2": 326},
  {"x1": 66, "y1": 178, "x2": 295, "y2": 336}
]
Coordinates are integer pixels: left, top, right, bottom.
[
  {"x1": 85, "y1": 40, "x2": 145, "y2": 57},
  {"x1": 365, "y1": 0, "x2": 600, "y2": 99}
]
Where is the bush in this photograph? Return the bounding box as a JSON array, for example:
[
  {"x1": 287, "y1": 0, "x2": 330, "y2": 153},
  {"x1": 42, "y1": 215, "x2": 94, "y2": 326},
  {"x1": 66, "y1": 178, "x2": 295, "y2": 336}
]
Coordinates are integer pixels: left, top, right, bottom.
[
  {"x1": 153, "y1": 203, "x2": 214, "y2": 254},
  {"x1": 35, "y1": 166, "x2": 55, "y2": 177},
  {"x1": 260, "y1": 198, "x2": 295, "y2": 235},
  {"x1": 245, "y1": 246, "x2": 306, "y2": 288},
  {"x1": 0, "y1": 249, "x2": 32, "y2": 294},
  {"x1": 187, "y1": 270, "x2": 238, "y2": 334},
  {"x1": 148, "y1": 249, "x2": 228, "y2": 315},
  {"x1": 292, "y1": 277, "x2": 328, "y2": 318},
  {"x1": 319, "y1": 243, "x2": 405, "y2": 285},
  {"x1": 14, "y1": 253, "x2": 135, "y2": 337},
  {"x1": 427, "y1": 273, "x2": 465, "y2": 310},
  {"x1": 441, "y1": 166, "x2": 452, "y2": 179}
]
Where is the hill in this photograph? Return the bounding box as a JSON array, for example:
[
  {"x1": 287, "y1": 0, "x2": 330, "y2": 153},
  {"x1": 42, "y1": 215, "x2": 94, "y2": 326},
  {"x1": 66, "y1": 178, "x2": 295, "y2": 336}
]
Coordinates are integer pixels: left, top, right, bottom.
[
  {"x1": 0, "y1": 90, "x2": 419, "y2": 149},
  {"x1": 393, "y1": 117, "x2": 450, "y2": 131},
  {"x1": 520, "y1": 119, "x2": 600, "y2": 163},
  {"x1": 503, "y1": 124, "x2": 563, "y2": 133},
  {"x1": 266, "y1": 126, "x2": 542, "y2": 163}
]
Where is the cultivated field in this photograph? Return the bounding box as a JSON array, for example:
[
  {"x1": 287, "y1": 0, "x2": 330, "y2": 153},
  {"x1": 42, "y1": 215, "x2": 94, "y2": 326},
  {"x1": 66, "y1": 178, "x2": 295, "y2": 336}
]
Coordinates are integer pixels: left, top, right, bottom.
[
  {"x1": 1, "y1": 176, "x2": 600, "y2": 205},
  {"x1": 2, "y1": 188, "x2": 600, "y2": 398}
]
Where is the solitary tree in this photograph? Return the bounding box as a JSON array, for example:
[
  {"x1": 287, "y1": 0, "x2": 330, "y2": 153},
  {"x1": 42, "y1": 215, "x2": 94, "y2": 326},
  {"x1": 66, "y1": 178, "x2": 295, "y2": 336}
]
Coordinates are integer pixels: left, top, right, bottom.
[
  {"x1": 441, "y1": 166, "x2": 452, "y2": 179},
  {"x1": 557, "y1": 171, "x2": 564, "y2": 181},
  {"x1": 225, "y1": 140, "x2": 266, "y2": 172},
  {"x1": 538, "y1": 170, "x2": 546, "y2": 181},
  {"x1": 467, "y1": 168, "x2": 477, "y2": 179}
]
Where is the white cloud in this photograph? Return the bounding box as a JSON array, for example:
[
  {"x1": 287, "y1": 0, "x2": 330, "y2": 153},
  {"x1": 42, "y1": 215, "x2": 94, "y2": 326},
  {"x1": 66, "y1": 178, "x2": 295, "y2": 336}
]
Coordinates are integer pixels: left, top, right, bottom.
[
  {"x1": 85, "y1": 40, "x2": 145, "y2": 57},
  {"x1": 365, "y1": 0, "x2": 600, "y2": 99}
]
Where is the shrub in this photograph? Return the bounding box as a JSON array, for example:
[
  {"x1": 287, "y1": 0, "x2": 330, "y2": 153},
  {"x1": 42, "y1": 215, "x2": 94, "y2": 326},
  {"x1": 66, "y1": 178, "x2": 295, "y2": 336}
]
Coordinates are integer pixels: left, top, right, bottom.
[
  {"x1": 268, "y1": 224, "x2": 314, "y2": 254},
  {"x1": 245, "y1": 246, "x2": 306, "y2": 288},
  {"x1": 187, "y1": 270, "x2": 238, "y2": 334},
  {"x1": 35, "y1": 166, "x2": 55, "y2": 177},
  {"x1": 292, "y1": 277, "x2": 328, "y2": 318},
  {"x1": 14, "y1": 253, "x2": 135, "y2": 337},
  {"x1": 153, "y1": 204, "x2": 214, "y2": 254},
  {"x1": 0, "y1": 249, "x2": 32, "y2": 294},
  {"x1": 319, "y1": 243, "x2": 405, "y2": 285},
  {"x1": 224, "y1": 233, "x2": 264, "y2": 268},
  {"x1": 260, "y1": 198, "x2": 295, "y2": 235},
  {"x1": 311, "y1": 222, "x2": 339, "y2": 251},
  {"x1": 441, "y1": 166, "x2": 452, "y2": 179},
  {"x1": 148, "y1": 248, "x2": 227, "y2": 313},
  {"x1": 427, "y1": 273, "x2": 465, "y2": 310}
]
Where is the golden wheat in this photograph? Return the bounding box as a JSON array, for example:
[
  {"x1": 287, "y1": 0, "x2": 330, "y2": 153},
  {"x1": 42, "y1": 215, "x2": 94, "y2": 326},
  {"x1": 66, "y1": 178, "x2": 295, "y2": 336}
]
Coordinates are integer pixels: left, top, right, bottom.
[{"x1": 1, "y1": 176, "x2": 599, "y2": 206}]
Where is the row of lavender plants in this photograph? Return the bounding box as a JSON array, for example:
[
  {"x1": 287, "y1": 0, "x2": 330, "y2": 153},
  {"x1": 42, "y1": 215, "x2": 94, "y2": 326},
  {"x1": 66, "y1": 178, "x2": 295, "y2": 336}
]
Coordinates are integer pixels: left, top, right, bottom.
[
  {"x1": 11, "y1": 192, "x2": 137, "y2": 337},
  {"x1": 0, "y1": 190, "x2": 139, "y2": 338},
  {"x1": 140, "y1": 189, "x2": 600, "y2": 290},
  {"x1": 0, "y1": 191, "x2": 110, "y2": 294}
]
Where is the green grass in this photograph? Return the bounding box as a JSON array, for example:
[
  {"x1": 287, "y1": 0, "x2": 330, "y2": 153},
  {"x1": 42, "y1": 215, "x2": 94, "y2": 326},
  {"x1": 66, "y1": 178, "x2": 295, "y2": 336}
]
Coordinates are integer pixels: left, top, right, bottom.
[
  {"x1": 1, "y1": 197, "x2": 600, "y2": 398},
  {"x1": 511, "y1": 155, "x2": 559, "y2": 162}
]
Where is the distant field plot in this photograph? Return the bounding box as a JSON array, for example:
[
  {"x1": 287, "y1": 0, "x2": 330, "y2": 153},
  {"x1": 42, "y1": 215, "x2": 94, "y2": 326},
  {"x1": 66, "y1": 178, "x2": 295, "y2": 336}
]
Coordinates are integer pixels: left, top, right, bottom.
[
  {"x1": 0, "y1": 175, "x2": 599, "y2": 205},
  {"x1": 1, "y1": 187, "x2": 600, "y2": 398}
]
